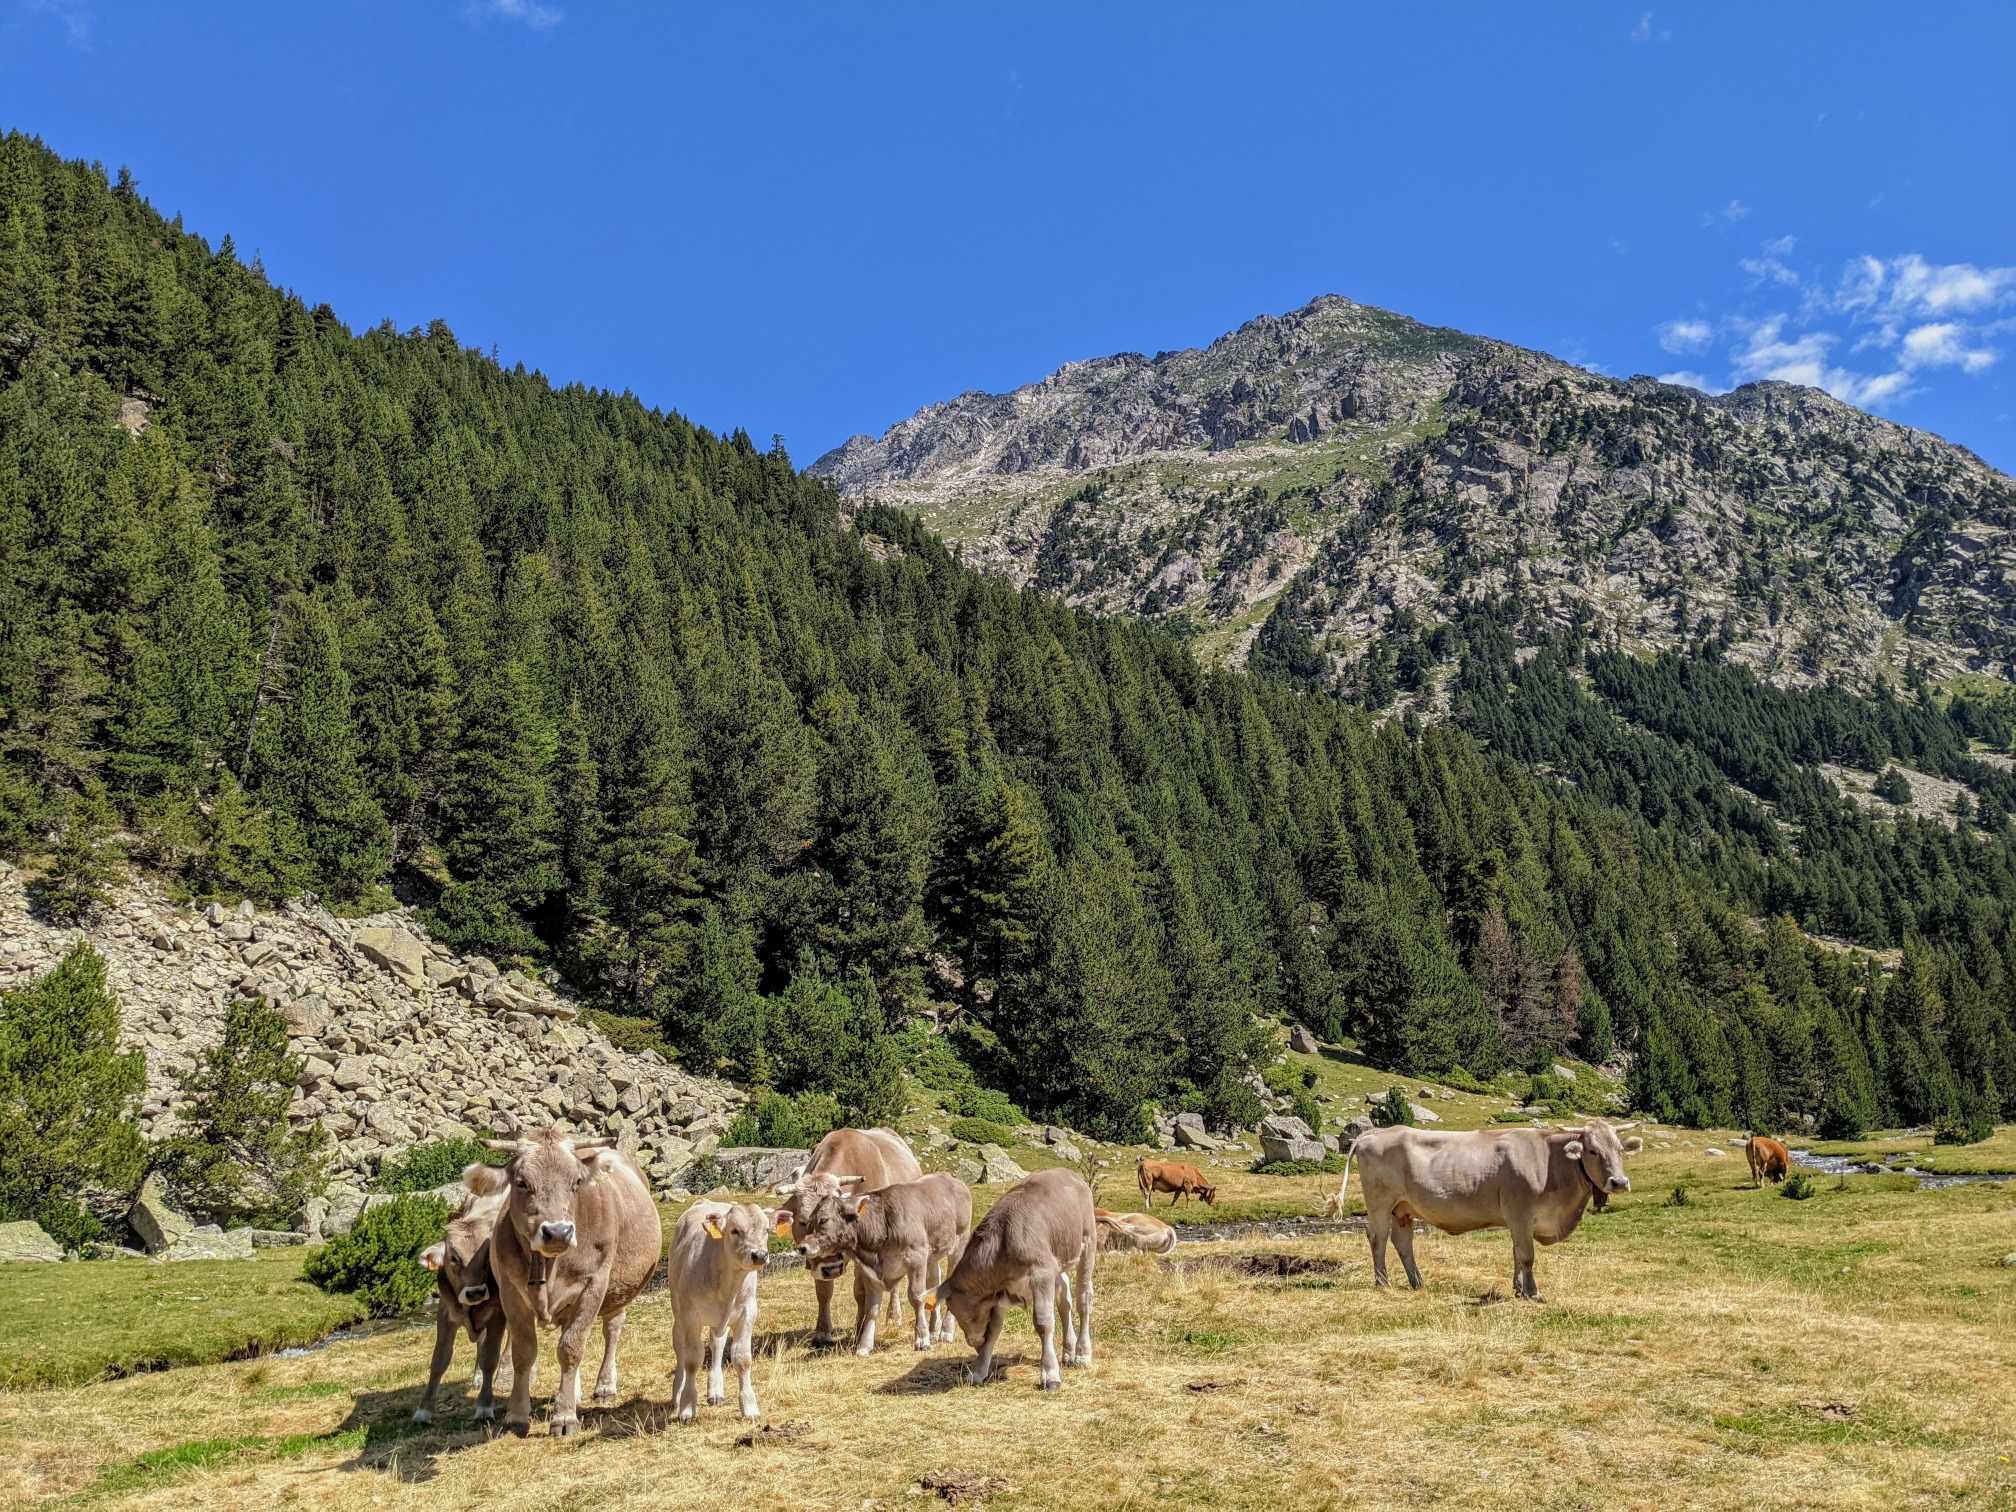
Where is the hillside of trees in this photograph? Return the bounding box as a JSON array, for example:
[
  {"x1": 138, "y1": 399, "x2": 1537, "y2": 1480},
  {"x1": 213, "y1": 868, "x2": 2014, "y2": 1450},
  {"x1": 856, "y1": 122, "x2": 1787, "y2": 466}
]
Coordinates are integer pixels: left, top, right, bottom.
[{"x1": 2, "y1": 132, "x2": 2011, "y2": 1144}]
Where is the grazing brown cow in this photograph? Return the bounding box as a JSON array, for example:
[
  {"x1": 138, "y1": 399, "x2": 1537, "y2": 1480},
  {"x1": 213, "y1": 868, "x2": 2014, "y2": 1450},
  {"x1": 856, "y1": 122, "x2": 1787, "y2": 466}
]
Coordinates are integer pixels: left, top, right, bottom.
[
  {"x1": 477, "y1": 1129, "x2": 663, "y2": 1437},
  {"x1": 1137, "y1": 1158, "x2": 1217, "y2": 1210},
  {"x1": 941, "y1": 1167, "x2": 1097, "y2": 1390},
  {"x1": 1328, "y1": 1119, "x2": 1643, "y2": 1301},
  {"x1": 775, "y1": 1127, "x2": 923, "y2": 1346},
  {"x1": 414, "y1": 1171, "x2": 509, "y2": 1423},
  {"x1": 794, "y1": 1173, "x2": 972, "y2": 1352},
  {"x1": 1093, "y1": 1208, "x2": 1178, "y2": 1256},
  {"x1": 1747, "y1": 1135, "x2": 1791, "y2": 1187}
]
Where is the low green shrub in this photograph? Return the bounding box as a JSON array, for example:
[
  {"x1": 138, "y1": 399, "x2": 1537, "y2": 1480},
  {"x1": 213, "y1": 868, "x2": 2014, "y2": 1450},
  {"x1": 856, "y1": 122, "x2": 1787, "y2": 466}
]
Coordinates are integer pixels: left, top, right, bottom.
[
  {"x1": 302, "y1": 1195, "x2": 449, "y2": 1316},
  {"x1": 1934, "y1": 1087, "x2": 1995, "y2": 1146},
  {"x1": 1780, "y1": 1172, "x2": 1817, "y2": 1201},
  {"x1": 957, "y1": 1087, "x2": 1024, "y2": 1126},
  {"x1": 1665, "y1": 1184, "x2": 1691, "y2": 1207},
  {"x1": 723, "y1": 1089, "x2": 843, "y2": 1149},
  {"x1": 1371, "y1": 1088, "x2": 1416, "y2": 1128},
  {"x1": 1441, "y1": 1066, "x2": 1492, "y2": 1095},
  {"x1": 949, "y1": 1116, "x2": 1014, "y2": 1147},
  {"x1": 581, "y1": 1007, "x2": 677, "y2": 1062},
  {"x1": 371, "y1": 1138, "x2": 508, "y2": 1195},
  {"x1": 1252, "y1": 1153, "x2": 1348, "y2": 1177}
]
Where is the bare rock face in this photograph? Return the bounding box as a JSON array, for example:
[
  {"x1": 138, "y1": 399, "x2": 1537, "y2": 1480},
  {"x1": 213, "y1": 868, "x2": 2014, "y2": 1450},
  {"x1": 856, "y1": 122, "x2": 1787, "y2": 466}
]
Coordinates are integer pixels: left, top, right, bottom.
[
  {"x1": 1258, "y1": 1114, "x2": 1325, "y2": 1164},
  {"x1": 0, "y1": 1221, "x2": 64, "y2": 1263},
  {"x1": 1288, "y1": 1024, "x2": 1322, "y2": 1055},
  {"x1": 127, "y1": 1171, "x2": 194, "y2": 1255},
  {"x1": 814, "y1": 294, "x2": 2016, "y2": 701}
]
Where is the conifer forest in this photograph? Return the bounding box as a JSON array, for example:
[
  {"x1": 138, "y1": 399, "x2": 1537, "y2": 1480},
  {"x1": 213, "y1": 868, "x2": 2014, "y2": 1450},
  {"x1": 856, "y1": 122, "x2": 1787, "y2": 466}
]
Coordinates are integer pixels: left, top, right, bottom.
[{"x1": 5, "y1": 132, "x2": 2014, "y2": 1149}]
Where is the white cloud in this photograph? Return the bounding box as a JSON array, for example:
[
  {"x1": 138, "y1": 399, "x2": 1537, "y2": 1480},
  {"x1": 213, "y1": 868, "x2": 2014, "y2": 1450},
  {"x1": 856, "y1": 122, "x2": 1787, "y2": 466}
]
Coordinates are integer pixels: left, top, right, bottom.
[
  {"x1": 1629, "y1": 11, "x2": 1670, "y2": 41},
  {"x1": 468, "y1": 0, "x2": 562, "y2": 26},
  {"x1": 1657, "y1": 318, "x2": 1714, "y2": 354},
  {"x1": 1761, "y1": 235, "x2": 1797, "y2": 255},
  {"x1": 1656, "y1": 371, "x2": 1720, "y2": 393},
  {"x1": 1727, "y1": 315, "x2": 1911, "y2": 407},
  {"x1": 1899, "y1": 322, "x2": 1997, "y2": 374},
  {"x1": 1835, "y1": 254, "x2": 2016, "y2": 322},
  {"x1": 1739, "y1": 256, "x2": 1800, "y2": 287},
  {"x1": 1703, "y1": 199, "x2": 1751, "y2": 227}
]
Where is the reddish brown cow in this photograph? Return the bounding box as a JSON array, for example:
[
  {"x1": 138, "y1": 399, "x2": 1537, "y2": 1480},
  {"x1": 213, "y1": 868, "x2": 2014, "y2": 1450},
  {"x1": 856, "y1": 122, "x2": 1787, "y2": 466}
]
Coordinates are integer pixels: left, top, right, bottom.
[
  {"x1": 1747, "y1": 1135, "x2": 1791, "y2": 1187},
  {"x1": 1137, "y1": 1158, "x2": 1217, "y2": 1211}
]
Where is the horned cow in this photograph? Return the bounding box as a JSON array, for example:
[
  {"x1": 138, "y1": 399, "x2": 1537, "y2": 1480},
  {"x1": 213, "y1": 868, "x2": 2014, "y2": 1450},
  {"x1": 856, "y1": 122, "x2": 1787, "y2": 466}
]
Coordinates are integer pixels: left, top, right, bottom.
[
  {"x1": 414, "y1": 1169, "x2": 509, "y2": 1423},
  {"x1": 774, "y1": 1127, "x2": 923, "y2": 1346},
  {"x1": 793, "y1": 1172, "x2": 971, "y2": 1353}
]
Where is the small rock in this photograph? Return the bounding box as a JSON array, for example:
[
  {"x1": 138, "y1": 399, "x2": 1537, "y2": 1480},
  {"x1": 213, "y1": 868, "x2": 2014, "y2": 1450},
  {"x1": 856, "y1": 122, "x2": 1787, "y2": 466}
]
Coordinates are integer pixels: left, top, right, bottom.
[
  {"x1": 0, "y1": 1220, "x2": 64, "y2": 1263},
  {"x1": 1288, "y1": 1024, "x2": 1321, "y2": 1055},
  {"x1": 1409, "y1": 1104, "x2": 1442, "y2": 1124},
  {"x1": 1704, "y1": 1147, "x2": 1727, "y2": 1157},
  {"x1": 351, "y1": 927, "x2": 429, "y2": 988}
]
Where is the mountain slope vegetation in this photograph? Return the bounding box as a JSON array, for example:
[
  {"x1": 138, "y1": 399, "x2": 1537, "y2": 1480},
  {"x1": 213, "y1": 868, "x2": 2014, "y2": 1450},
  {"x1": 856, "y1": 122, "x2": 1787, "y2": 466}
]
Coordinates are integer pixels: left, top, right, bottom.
[{"x1": 2, "y1": 133, "x2": 2012, "y2": 1147}]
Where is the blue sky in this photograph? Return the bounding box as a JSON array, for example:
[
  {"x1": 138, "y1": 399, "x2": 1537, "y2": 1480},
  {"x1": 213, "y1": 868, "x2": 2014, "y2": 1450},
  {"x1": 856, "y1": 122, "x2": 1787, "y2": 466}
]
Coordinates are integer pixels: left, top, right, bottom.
[{"x1": 4, "y1": 2, "x2": 2013, "y2": 471}]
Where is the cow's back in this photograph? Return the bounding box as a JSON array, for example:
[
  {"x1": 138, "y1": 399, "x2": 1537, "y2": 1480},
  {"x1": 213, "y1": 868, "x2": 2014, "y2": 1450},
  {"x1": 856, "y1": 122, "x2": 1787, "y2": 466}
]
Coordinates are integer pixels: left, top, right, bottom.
[
  {"x1": 580, "y1": 1150, "x2": 663, "y2": 1311},
  {"x1": 807, "y1": 1127, "x2": 923, "y2": 1191}
]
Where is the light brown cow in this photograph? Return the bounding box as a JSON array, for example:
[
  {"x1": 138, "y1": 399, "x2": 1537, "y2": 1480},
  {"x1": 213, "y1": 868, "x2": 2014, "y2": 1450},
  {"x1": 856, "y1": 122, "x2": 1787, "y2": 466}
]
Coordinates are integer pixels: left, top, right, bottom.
[
  {"x1": 1326, "y1": 1119, "x2": 1643, "y2": 1301},
  {"x1": 775, "y1": 1127, "x2": 923, "y2": 1346},
  {"x1": 1747, "y1": 1135, "x2": 1791, "y2": 1187},
  {"x1": 940, "y1": 1167, "x2": 1096, "y2": 1390},
  {"x1": 795, "y1": 1172, "x2": 972, "y2": 1352},
  {"x1": 1093, "y1": 1207, "x2": 1178, "y2": 1256},
  {"x1": 666, "y1": 1198, "x2": 791, "y2": 1421},
  {"x1": 414, "y1": 1170, "x2": 508, "y2": 1423},
  {"x1": 477, "y1": 1129, "x2": 662, "y2": 1437},
  {"x1": 1137, "y1": 1158, "x2": 1217, "y2": 1210}
]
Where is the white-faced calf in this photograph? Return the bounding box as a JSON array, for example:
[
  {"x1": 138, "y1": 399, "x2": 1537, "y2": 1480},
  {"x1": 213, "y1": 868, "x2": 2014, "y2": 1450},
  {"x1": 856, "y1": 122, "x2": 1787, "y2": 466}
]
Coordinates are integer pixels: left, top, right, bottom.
[
  {"x1": 666, "y1": 1199, "x2": 791, "y2": 1421},
  {"x1": 795, "y1": 1172, "x2": 971, "y2": 1353}
]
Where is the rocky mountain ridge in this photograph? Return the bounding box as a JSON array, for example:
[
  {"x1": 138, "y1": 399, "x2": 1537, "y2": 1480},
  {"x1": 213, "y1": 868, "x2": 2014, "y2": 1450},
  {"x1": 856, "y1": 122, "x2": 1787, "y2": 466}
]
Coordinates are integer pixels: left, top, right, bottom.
[
  {"x1": 0, "y1": 864, "x2": 747, "y2": 1243},
  {"x1": 813, "y1": 296, "x2": 2016, "y2": 696}
]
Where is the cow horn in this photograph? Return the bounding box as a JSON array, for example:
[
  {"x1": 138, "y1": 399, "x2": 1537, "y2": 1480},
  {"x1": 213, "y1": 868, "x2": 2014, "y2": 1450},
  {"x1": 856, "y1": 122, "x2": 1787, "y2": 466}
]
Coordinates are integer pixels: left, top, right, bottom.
[
  {"x1": 482, "y1": 1139, "x2": 528, "y2": 1152},
  {"x1": 571, "y1": 1136, "x2": 617, "y2": 1152},
  {"x1": 773, "y1": 1181, "x2": 803, "y2": 1196},
  {"x1": 1612, "y1": 1120, "x2": 1640, "y2": 1131},
  {"x1": 835, "y1": 1173, "x2": 868, "y2": 1187}
]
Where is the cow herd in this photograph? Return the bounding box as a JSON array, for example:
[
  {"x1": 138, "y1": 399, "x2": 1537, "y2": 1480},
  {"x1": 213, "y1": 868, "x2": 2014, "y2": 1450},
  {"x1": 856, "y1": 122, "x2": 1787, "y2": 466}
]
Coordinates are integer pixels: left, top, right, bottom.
[{"x1": 416, "y1": 1117, "x2": 1649, "y2": 1433}]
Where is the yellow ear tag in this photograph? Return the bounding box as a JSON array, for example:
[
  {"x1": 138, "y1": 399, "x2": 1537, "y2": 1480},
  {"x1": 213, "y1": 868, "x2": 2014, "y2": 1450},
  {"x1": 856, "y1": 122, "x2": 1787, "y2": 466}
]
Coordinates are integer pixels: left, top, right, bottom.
[
  {"x1": 773, "y1": 1211, "x2": 794, "y2": 1236},
  {"x1": 702, "y1": 1216, "x2": 724, "y2": 1240},
  {"x1": 923, "y1": 1290, "x2": 937, "y2": 1309}
]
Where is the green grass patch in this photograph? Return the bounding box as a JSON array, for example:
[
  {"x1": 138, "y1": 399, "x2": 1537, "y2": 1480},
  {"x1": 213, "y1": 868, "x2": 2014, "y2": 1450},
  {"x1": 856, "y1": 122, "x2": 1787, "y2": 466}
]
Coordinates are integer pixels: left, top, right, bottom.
[
  {"x1": 1166, "y1": 1324, "x2": 1243, "y2": 1357},
  {"x1": 0, "y1": 1250, "x2": 369, "y2": 1389},
  {"x1": 1534, "y1": 1309, "x2": 1649, "y2": 1333},
  {"x1": 69, "y1": 1426, "x2": 369, "y2": 1503}
]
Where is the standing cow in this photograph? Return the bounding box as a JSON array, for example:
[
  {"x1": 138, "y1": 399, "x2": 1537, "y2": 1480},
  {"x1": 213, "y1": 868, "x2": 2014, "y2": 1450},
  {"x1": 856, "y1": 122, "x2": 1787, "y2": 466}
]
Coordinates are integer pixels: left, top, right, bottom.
[
  {"x1": 477, "y1": 1129, "x2": 663, "y2": 1437},
  {"x1": 940, "y1": 1167, "x2": 1097, "y2": 1390},
  {"x1": 775, "y1": 1127, "x2": 922, "y2": 1347},
  {"x1": 414, "y1": 1169, "x2": 509, "y2": 1423},
  {"x1": 793, "y1": 1172, "x2": 971, "y2": 1352},
  {"x1": 1747, "y1": 1135, "x2": 1791, "y2": 1187},
  {"x1": 666, "y1": 1199, "x2": 791, "y2": 1421},
  {"x1": 1327, "y1": 1119, "x2": 1643, "y2": 1301}
]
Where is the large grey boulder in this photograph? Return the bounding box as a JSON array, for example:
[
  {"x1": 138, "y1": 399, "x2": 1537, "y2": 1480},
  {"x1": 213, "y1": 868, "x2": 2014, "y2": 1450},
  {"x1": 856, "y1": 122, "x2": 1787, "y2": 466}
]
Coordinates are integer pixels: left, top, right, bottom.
[
  {"x1": 1288, "y1": 1024, "x2": 1322, "y2": 1055},
  {"x1": 707, "y1": 1147, "x2": 807, "y2": 1192},
  {"x1": 1258, "y1": 1114, "x2": 1325, "y2": 1164},
  {"x1": 0, "y1": 1220, "x2": 64, "y2": 1262},
  {"x1": 160, "y1": 1224, "x2": 257, "y2": 1262},
  {"x1": 1171, "y1": 1112, "x2": 1224, "y2": 1151},
  {"x1": 1337, "y1": 1114, "x2": 1375, "y2": 1149},
  {"x1": 351, "y1": 927, "x2": 428, "y2": 989},
  {"x1": 976, "y1": 1145, "x2": 1028, "y2": 1184},
  {"x1": 128, "y1": 1171, "x2": 194, "y2": 1254}
]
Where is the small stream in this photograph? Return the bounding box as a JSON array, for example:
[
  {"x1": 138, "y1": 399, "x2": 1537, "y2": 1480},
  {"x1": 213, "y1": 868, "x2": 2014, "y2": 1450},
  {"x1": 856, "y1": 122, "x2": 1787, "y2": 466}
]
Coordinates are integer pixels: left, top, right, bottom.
[
  {"x1": 1787, "y1": 1148, "x2": 2013, "y2": 1190},
  {"x1": 275, "y1": 1311, "x2": 434, "y2": 1358}
]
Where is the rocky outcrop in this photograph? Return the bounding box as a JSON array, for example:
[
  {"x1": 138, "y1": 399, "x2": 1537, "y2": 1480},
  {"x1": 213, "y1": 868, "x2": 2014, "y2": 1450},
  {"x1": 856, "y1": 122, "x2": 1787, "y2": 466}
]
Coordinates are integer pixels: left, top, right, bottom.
[
  {"x1": 0, "y1": 864, "x2": 747, "y2": 1226},
  {"x1": 813, "y1": 295, "x2": 2016, "y2": 700},
  {"x1": 0, "y1": 1221, "x2": 64, "y2": 1263},
  {"x1": 1257, "y1": 1114, "x2": 1325, "y2": 1164}
]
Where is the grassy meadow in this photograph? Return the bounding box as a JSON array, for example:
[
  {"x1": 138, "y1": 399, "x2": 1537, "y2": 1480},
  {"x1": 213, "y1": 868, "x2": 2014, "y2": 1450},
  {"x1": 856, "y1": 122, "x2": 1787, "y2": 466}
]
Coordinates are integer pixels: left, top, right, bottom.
[{"x1": 4, "y1": 1136, "x2": 2014, "y2": 1512}]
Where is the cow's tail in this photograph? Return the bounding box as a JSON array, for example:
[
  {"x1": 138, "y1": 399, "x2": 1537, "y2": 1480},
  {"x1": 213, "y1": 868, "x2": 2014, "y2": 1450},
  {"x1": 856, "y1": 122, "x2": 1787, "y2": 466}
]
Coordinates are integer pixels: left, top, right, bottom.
[{"x1": 1323, "y1": 1147, "x2": 1356, "y2": 1221}]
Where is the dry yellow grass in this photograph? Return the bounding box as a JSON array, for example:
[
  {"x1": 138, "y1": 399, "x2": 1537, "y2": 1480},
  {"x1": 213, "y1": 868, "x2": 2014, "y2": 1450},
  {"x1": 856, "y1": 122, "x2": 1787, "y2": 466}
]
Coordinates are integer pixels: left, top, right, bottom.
[{"x1": 5, "y1": 1142, "x2": 2015, "y2": 1511}]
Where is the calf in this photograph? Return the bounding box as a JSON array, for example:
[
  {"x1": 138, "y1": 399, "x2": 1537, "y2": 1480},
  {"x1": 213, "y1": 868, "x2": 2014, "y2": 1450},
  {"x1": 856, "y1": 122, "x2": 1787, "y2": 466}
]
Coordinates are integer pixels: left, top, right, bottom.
[
  {"x1": 414, "y1": 1170, "x2": 509, "y2": 1422},
  {"x1": 940, "y1": 1167, "x2": 1096, "y2": 1390},
  {"x1": 666, "y1": 1199, "x2": 791, "y2": 1420},
  {"x1": 478, "y1": 1129, "x2": 663, "y2": 1437},
  {"x1": 1747, "y1": 1135, "x2": 1791, "y2": 1187},
  {"x1": 775, "y1": 1127, "x2": 922, "y2": 1347},
  {"x1": 1093, "y1": 1207, "x2": 1178, "y2": 1256},
  {"x1": 794, "y1": 1172, "x2": 971, "y2": 1353},
  {"x1": 1137, "y1": 1158, "x2": 1217, "y2": 1210}
]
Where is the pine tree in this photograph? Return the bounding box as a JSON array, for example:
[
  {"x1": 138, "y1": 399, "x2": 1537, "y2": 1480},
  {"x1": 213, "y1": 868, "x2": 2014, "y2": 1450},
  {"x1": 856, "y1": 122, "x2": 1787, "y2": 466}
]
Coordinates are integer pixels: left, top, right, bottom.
[
  {"x1": 30, "y1": 783, "x2": 122, "y2": 921},
  {"x1": 155, "y1": 996, "x2": 328, "y2": 1226},
  {"x1": 0, "y1": 942, "x2": 147, "y2": 1247}
]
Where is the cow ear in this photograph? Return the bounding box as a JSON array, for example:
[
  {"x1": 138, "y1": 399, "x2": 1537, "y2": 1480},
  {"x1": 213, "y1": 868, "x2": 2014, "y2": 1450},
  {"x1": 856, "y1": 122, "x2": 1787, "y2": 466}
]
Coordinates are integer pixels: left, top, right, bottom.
[
  {"x1": 1562, "y1": 1139, "x2": 1585, "y2": 1160},
  {"x1": 771, "y1": 1209, "x2": 794, "y2": 1236},
  {"x1": 420, "y1": 1242, "x2": 446, "y2": 1271},
  {"x1": 1621, "y1": 1136, "x2": 1644, "y2": 1154},
  {"x1": 586, "y1": 1148, "x2": 625, "y2": 1180},
  {"x1": 463, "y1": 1162, "x2": 509, "y2": 1196},
  {"x1": 702, "y1": 1215, "x2": 724, "y2": 1241}
]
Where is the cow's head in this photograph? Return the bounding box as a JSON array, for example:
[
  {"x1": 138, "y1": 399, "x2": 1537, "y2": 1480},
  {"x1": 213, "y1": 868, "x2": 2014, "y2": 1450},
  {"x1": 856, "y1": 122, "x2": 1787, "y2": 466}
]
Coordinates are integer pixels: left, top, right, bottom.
[
  {"x1": 794, "y1": 1189, "x2": 875, "y2": 1275},
  {"x1": 698, "y1": 1201, "x2": 790, "y2": 1271},
  {"x1": 482, "y1": 1129, "x2": 624, "y2": 1260},
  {"x1": 1199, "y1": 1180, "x2": 1219, "y2": 1206},
  {"x1": 420, "y1": 1169, "x2": 506, "y2": 1315},
  {"x1": 773, "y1": 1172, "x2": 866, "y2": 1280},
  {"x1": 1563, "y1": 1120, "x2": 1643, "y2": 1196},
  {"x1": 940, "y1": 1277, "x2": 1005, "y2": 1350}
]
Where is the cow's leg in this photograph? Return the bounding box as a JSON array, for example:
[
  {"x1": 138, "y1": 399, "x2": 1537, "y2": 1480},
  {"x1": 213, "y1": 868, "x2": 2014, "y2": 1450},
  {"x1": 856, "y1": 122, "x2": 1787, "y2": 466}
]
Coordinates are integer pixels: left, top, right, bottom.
[
  {"x1": 908, "y1": 1262, "x2": 933, "y2": 1351},
  {"x1": 1510, "y1": 1217, "x2": 1543, "y2": 1301},
  {"x1": 1366, "y1": 1203, "x2": 1393, "y2": 1287},
  {"x1": 672, "y1": 1315, "x2": 700, "y2": 1423},
  {"x1": 414, "y1": 1311, "x2": 458, "y2": 1423},
  {"x1": 1390, "y1": 1214, "x2": 1424, "y2": 1290},
  {"x1": 732, "y1": 1286, "x2": 761, "y2": 1420},
  {"x1": 592, "y1": 1307, "x2": 624, "y2": 1404},
  {"x1": 885, "y1": 1277, "x2": 902, "y2": 1327},
  {"x1": 855, "y1": 1268, "x2": 883, "y2": 1356},
  {"x1": 473, "y1": 1317, "x2": 505, "y2": 1421},
  {"x1": 969, "y1": 1298, "x2": 1007, "y2": 1387},
  {"x1": 1056, "y1": 1271, "x2": 1077, "y2": 1364},
  {"x1": 936, "y1": 1253, "x2": 958, "y2": 1341},
  {"x1": 811, "y1": 1272, "x2": 838, "y2": 1347},
  {"x1": 502, "y1": 1307, "x2": 539, "y2": 1437},
  {"x1": 1031, "y1": 1275, "x2": 1062, "y2": 1390},
  {"x1": 707, "y1": 1322, "x2": 729, "y2": 1407},
  {"x1": 1067, "y1": 1245, "x2": 1095, "y2": 1367}
]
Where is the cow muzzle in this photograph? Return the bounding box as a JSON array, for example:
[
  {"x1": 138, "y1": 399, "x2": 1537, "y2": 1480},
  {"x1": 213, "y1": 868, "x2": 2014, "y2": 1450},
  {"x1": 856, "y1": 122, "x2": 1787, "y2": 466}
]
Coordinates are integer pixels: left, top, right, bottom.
[
  {"x1": 534, "y1": 1220, "x2": 577, "y2": 1254},
  {"x1": 458, "y1": 1282, "x2": 491, "y2": 1306},
  {"x1": 1606, "y1": 1176, "x2": 1630, "y2": 1194}
]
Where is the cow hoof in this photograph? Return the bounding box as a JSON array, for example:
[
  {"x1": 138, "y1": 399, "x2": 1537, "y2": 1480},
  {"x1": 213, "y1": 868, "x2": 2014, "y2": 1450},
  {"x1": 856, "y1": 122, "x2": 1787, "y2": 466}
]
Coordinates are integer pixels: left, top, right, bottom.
[
  {"x1": 967, "y1": 1371, "x2": 988, "y2": 1388},
  {"x1": 592, "y1": 1388, "x2": 617, "y2": 1404},
  {"x1": 551, "y1": 1418, "x2": 580, "y2": 1439},
  {"x1": 740, "y1": 1405, "x2": 760, "y2": 1421},
  {"x1": 915, "y1": 1341, "x2": 931, "y2": 1353},
  {"x1": 1037, "y1": 1377, "x2": 1062, "y2": 1392},
  {"x1": 677, "y1": 1408, "x2": 697, "y2": 1424},
  {"x1": 855, "y1": 1345, "x2": 875, "y2": 1358},
  {"x1": 811, "y1": 1332, "x2": 836, "y2": 1348},
  {"x1": 505, "y1": 1419, "x2": 531, "y2": 1438},
  {"x1": 411, "y1": 1408, "x2": 433, "y2": 1424},
  {"x1": 706, "y1": 1394, "x2": 725, "y2": 1408},
  {"x1": 472, "y1": 1406, "x2": 496, "y2": 1421}
]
